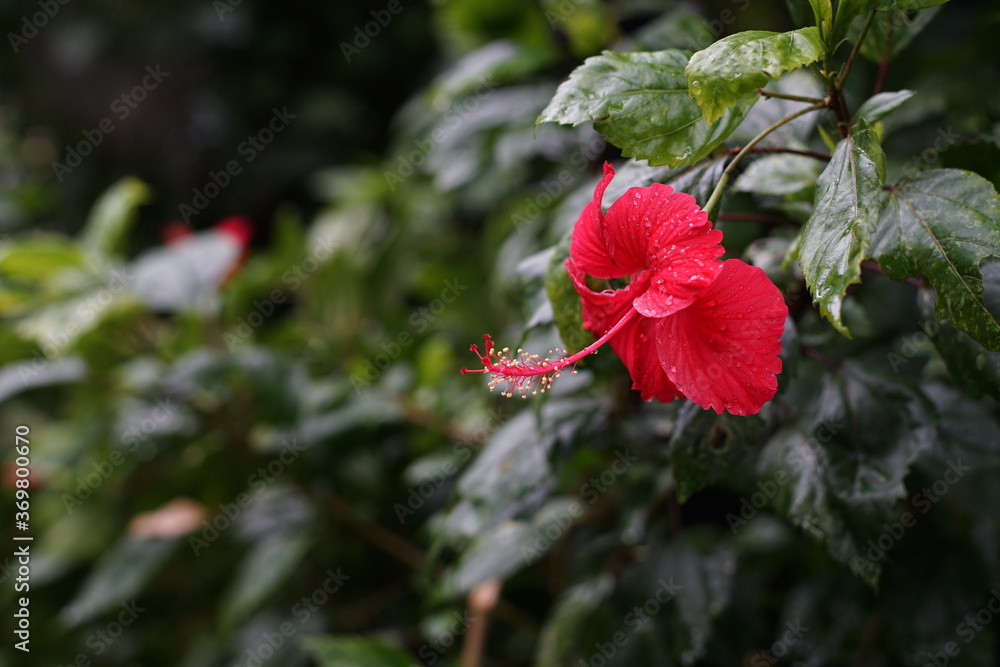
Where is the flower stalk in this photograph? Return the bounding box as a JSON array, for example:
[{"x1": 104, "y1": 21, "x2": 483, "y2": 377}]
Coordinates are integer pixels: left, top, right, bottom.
[
  {"x1": 462, "y1": 309, "x2": 639, "y2": 397},
  {"x1": 702, "y1": 101, "x2": 827, "y2": 220}
]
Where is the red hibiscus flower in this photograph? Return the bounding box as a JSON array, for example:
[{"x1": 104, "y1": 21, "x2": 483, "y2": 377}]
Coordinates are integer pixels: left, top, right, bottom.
[{"x1": 464, "y1": 162, "x2": 787, "y2": 416}]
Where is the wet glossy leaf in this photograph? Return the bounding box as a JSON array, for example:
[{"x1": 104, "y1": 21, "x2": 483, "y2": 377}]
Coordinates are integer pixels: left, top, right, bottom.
[
  {"x1": 669, "y1": 402, "x2": 762, "y2": 503},
  {"x1": 918, "y1": 291, "x2": 1000, "y2": 400},
  {"x1": 685, "y1": 28, "x2": 824, "y2": 124},
  {"x1": 794, "y1": 120, "x2": 885, "y2": 336},
  {"x1": 762, "y1": 364, "x2": 935, "y2": 587},
  {"x1": 853, "y1": 90, "x2": 914, "y2": 124},
  {"x1": 624, "y1": 534, "x2": 737, "y2": 662},
  {"x1": 871, "y1": 169, "x2": 1000, "y2": 351},
  {"x1": 539, "y1": 50, "x2": 755, "y2": 167}
]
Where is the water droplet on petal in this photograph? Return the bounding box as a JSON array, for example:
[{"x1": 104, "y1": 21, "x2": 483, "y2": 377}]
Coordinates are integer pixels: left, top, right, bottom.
[{"x1": 669, "y1": 364, "x2": 677, "y2": 373}]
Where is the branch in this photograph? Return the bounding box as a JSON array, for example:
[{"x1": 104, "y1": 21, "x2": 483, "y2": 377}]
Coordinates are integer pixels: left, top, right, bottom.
[
  {"x1": 460, "y1": 580, "x2": 503, "y2": 667},
  {"x1": 757, "y1": 88, "x2": 826, "y2": 105},
  {"x1": 837, "y1": 8, "x2": 878, "y2": 91},
  {"x1": 703, "y1": 101, "x2": 827, "y2": 220},
  {"x1": 737, "y1": 146, "x2": 831, "y2": 161}
]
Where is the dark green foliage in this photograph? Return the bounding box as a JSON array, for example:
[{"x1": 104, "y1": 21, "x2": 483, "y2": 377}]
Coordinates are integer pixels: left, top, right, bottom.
[{"x1": 3, "y1": 1, "x2": 1000, "y2": 666}]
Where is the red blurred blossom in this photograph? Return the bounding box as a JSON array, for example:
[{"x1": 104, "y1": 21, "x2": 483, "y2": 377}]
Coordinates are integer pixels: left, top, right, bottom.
[{"x1": 464, "y1": 163, "x2": 787, "y2": 416}]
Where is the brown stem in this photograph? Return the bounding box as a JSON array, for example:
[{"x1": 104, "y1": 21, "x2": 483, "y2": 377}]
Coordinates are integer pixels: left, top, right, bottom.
[
  {"x1": 828, "y1": 84, "x2": 851, "y2": 139},
  {"x1": 704, "y1": 102, "x2": 828, "y2": 219},
  {"x1": 873, "y1": 57, "x2": 889, "y2": 96},
  {"x1": 829, "y1": 7, "x2": 878, "y2": 135},
  {"x1": 727, "y1": 146, "x2": 831, "y2": 161},
  {"x1": 460, "y1": 579, "x2": 503, "y2": 667},
  {"x1": 757, "y1": 88, "x2": 826, "y2": 105},
  {"x1": 836, "y1": 8, "x2": 877, "y2": 91}
]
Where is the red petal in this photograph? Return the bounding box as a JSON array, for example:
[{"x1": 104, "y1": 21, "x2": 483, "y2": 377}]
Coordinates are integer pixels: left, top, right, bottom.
[
  {"x1": 603, "y1": 184, "x2": 724, "y2": 318},
  {"x1": 569, "y1": 163, "x2": 625, "y2": 279},
  {"x1": 612, "y1": 311, "x2": 681, "y2": 402},
  {"x1": 656, "y1": 260, "x2": 787, "y2": 415},
  {"x1": 566, "y1": 257, "x2": 679, "y2": 402},
  {"x1": 565, "y1": 255, "x2": 638, "y2": 334}
]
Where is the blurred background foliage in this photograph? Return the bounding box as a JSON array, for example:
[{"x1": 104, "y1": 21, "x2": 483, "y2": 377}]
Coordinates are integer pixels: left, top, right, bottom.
[{"x1": 1, "y1": 1, "x2": 1000, "y2": 666}]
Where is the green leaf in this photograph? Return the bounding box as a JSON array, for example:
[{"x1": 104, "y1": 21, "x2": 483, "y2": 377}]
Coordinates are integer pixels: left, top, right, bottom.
[
  {"x1": 449, "y1": 498, "x2": 582, "y2": 592},
  {"x1": 439, "y1": 399, "x2": 604, "y2": 539},
  {"x1": 880, "y1": 0, "x2": 949, "y2": 9},
  {"x1": 794, "y1": 120, "x2": 885, "y2": 336},
  {"x1": 81, "y1": 177, "x2": 150, "y2": 258},
  {"x1": 219, "y1": 533, "x2": 313, "y2": 629},
  {"x1": 871, "y1": 169, "x2": 1000, "y2": 351},
  {"x1": 538, "y1": 50, "x2": 755, "y2": 167},
  {"x1": 669, "y1": 402, "x2": 762, "y2": 503},
  {"x1": 534, "y1": 575, "x2": 614, "y2": 667},
  {"x1": 930, "y1": 321, "x2": 1000, "y2": 400},
  {"x1": 808, "y1": 0, "x2": 833, "y2": 43},
  {"x1": 983, "y1": 256, "x2": 1000, "y2": 321},
  {"x1": 917, "y1": 290, "x2": 1000, "y2": 400},
  {"x1": 831, "y1": 0, "x2": 877, "y2": 47},
  {"x1": 733, "y1": 154, "x2": 824, "y2": 196},
  {"x1": 922, "y1": 382, "x2": 1000, "y2": 468},
  {"x1": 0, "y1": 235, "x2": 85, "y2": 283},
  {"x1": 685, "y1": 28, "x2": 824, "y2": 124},
  {"x1": 853, "y1": 89, "x2": 914, "y2": 124},
  {"x1": 60, "y1": 537, "x2": 177, "y2": 626},
  {"x1": 857, "y1": 7, "x2": 940, "y2": 62},
  {"x1": 546, "y1": 232, "x2": 592, "y2": 354},
  {"x1": 630, "y1": 534, "x2": 736, "y2": 661},
  {"x1": 763, "y1": 363, "x2": 934, "y2": 587},
  {"x1": 301, "y1": 635, "x2": 413, "y2": 667}
]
